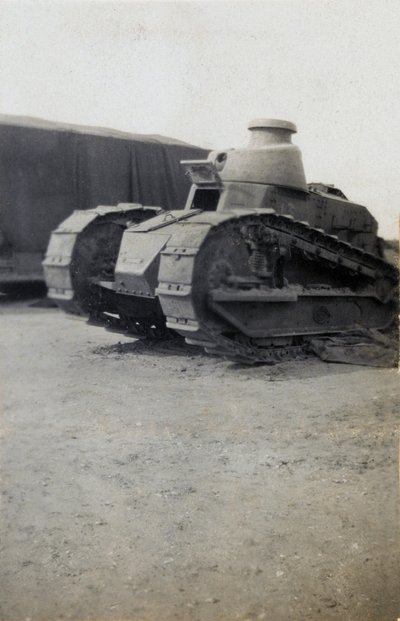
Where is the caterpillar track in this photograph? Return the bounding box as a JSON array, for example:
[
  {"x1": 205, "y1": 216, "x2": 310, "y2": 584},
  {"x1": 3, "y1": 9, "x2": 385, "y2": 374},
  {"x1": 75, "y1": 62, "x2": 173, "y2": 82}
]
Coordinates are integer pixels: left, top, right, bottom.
[
  {"x1": 43, "y1": 203, "x2": 162, "y2": 317},
  {"x1": 44, "y1": 119, "x2": 398, "y2": 364},
  {"x1": 157, "y1": 211, "x2": 397, "y2": 364}
]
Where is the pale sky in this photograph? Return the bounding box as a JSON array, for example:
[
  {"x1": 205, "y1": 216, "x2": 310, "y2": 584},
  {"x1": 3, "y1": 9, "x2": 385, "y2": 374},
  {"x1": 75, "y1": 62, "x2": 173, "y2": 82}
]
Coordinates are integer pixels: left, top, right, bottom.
[{"x1": 0, "y1": 0, "x2": 399, "y2": 237}]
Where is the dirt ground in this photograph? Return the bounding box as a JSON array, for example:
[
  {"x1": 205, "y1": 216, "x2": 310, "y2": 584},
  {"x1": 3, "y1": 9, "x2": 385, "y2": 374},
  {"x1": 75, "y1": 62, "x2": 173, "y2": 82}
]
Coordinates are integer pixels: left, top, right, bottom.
[{"x1": 0, "y1": 294, "x2": 399, "y2": 621}]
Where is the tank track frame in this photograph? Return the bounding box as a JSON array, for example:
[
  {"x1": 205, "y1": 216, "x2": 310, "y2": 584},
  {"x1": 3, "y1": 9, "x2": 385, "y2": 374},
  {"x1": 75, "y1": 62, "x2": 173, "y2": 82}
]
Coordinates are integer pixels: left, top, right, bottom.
[
  {"x1": 157, "y1": 210, "x2": 398, "y2": 364},
  {"x1": 43, "y1": 203, "x2": 162, "y2": 316}
]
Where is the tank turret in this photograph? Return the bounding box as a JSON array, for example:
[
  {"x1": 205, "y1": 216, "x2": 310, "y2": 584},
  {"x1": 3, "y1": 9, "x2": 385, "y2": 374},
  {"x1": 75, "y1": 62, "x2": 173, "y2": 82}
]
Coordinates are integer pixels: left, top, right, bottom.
[{"x1": 216, "y1": 119, "x2": 307, "y2": 191}]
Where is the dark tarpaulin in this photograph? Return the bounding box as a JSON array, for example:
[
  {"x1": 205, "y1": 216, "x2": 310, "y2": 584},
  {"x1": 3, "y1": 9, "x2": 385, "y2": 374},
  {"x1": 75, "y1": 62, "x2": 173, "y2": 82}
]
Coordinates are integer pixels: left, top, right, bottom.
[
  {"x1": 309, "y1": 327, "x2": 399, "y2": 368},
  {"x1": 0, "y1": 115, "x2": 209, "y2": 254}
]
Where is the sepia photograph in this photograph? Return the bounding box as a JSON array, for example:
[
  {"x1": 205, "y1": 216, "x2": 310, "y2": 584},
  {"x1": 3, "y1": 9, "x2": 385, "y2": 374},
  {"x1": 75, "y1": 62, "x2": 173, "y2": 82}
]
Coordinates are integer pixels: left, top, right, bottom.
[{"x1": 0, "y1": 1, "x2": 399, "y2": 620}]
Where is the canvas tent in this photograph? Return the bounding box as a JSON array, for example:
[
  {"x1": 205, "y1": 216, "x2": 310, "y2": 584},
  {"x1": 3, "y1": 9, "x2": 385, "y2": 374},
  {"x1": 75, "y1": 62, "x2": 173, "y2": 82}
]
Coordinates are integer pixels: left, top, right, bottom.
[{"x1": 0, "y1": 115, "x2": 208, "y2": 283}]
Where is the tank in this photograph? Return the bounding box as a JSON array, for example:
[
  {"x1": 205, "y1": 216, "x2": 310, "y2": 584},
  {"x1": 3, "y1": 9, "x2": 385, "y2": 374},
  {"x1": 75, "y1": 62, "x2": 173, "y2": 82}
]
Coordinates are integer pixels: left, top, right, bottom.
[
  {"x1": 0, "y1": 115, "x2": 208, "y2": 286},
  {"x1": 44, "y1": 119, "x2": 398, "y2": 361}
]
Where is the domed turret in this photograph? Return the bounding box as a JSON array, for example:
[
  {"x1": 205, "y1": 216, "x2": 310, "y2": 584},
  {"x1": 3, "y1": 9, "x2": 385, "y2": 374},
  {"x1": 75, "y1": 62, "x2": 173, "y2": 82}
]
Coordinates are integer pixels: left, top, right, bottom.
[{"x1": 219, "y1": 118, "x2": 308, "y2": 192}]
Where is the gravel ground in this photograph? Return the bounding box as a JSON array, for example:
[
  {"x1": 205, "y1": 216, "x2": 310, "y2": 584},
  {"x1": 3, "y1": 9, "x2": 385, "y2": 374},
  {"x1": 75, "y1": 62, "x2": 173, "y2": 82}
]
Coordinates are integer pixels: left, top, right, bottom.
[{"x1": 0, "y1": 296, "x2": 399, "y2": 621}]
